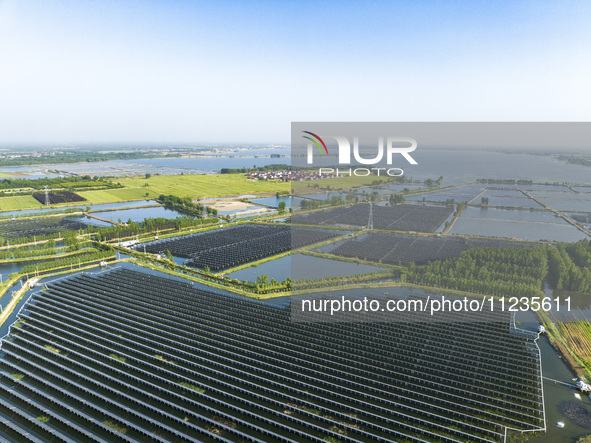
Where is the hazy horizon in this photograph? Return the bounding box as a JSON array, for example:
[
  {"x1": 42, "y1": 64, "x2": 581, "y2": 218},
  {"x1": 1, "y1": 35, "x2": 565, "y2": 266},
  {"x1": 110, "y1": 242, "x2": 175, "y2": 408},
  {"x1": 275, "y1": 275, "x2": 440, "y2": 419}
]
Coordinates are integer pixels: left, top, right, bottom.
[{"x1": 1, "y1": 0, "x2": 590, "y2": 144}]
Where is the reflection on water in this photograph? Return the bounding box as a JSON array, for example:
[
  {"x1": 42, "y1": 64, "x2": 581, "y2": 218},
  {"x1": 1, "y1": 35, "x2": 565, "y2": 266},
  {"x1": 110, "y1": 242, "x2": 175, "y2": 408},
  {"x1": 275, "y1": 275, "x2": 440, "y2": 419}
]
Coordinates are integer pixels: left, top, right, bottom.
[
  {"x1": 227, "y1": 253, "x2": 382, "y2": 283},
  {"x1": 90, "y1": 206, "x2": 187, "y2": 223},
  {"x1": 249, "y1": 196, "x2": 292, "y2": 208},
  {"x1": 461, "y1": 206, "x2": 567, "y2": 223},
  {"x1": 450, "y1": 217, "x2": 588, "y2": 242}
]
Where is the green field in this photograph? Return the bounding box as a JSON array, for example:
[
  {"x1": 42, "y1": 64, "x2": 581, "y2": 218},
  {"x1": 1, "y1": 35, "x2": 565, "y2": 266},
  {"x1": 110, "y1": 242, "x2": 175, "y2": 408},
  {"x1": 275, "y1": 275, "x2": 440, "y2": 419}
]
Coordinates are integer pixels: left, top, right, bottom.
[
  {"x1": 114, "y1": 174, "x2": 289, "y2": 200},
  {"x1": 77, "y1": 188, "x2": 159, "y2": 204},
  {"x1": 0, "y1": 195, "x2": 44, "y2": 211},
  {"x1": 0, "y1": 173, "x2": 290, "y2": 210}
]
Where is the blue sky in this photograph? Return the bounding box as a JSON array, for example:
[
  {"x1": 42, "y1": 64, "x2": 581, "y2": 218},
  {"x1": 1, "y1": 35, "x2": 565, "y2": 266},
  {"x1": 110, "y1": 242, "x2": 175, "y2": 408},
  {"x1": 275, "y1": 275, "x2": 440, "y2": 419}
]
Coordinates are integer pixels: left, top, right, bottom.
[{"x1": 0, "y1": 0, "x2": 590, "y2": 144}]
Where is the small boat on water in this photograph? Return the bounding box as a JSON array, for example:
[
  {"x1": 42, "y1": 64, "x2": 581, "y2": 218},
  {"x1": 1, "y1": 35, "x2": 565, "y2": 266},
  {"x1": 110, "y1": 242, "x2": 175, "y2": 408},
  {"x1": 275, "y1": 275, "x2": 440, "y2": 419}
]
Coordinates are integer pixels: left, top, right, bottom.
[
  {"x1": 575, "y1": 393, "x2": 582, "y2": 400},
  {"x1": 557, "y1": 421, "x2": 565, "y2": 428}
]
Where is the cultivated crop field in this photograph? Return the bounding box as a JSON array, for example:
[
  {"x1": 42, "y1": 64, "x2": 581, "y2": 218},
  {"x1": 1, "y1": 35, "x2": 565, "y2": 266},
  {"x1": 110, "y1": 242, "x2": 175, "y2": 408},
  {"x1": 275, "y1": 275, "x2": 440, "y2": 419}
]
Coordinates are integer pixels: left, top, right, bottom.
[
  {"x1": 118, "y1": 173, "x2": 290, "y2": 199},
  {"x1": 294, "y1": 203, "x2": 453, "y2": 232},
  {"x1": 0, "y1": 195, "x2": 44, "y2": 212},
  {"x1": 0, "y1": 173, "x2": 290, "y2": 210},
  {"x1": 329, "y1": 233, "x2": 534, "y2": 265},
  {"x1": 557, "y1": 321, "x2": 591, "y2": 366},
  {"x1": 75, "y1": 187, "x2": 160, "y2": 204},
  {"x1": 142, "y1": 224, "x2": 342, "y2": 270},
  {"x1": 0, "y1": 268, "x2": 544, "y2": 442}
]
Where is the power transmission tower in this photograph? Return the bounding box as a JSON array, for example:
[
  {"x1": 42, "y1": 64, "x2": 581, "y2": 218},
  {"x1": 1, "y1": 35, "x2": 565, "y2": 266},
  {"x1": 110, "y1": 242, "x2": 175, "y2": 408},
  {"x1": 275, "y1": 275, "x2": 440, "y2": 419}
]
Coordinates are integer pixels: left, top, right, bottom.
[
  {"x1": 44, "y1": 185, "x2": 50, "y2": 206},
  {"x1": 368, "y1": 202, "x2": 374, "y2": 230}
]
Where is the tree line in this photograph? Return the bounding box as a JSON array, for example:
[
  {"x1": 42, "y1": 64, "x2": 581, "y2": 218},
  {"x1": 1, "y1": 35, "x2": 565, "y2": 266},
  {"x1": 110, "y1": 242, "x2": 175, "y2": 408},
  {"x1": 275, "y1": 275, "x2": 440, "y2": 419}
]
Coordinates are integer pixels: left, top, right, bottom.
[
  {"x1": 547, "y1": 240, "x2": 591, "y2": 292},
  {"x1": 94, "y1": 215, "x2": 218, "y2": 242},
  {"x1": 20, "y1": 249, "x2": 115, "y2": 274},
  {"x1": 403, "y1": 240, "x2": 591, "y2": 297},
  {"x1": 220, "y1": 164, "x2": 290, "y2": 174},
  {"x1": 158, "y1": 194, "x2": 219, "y2": 217},
  {"x1": 0, "y1": 175, "x2": 118, "y2": 191},
  {"x1": 0, "y1": 151, "x2": 180, "y2": 167}
]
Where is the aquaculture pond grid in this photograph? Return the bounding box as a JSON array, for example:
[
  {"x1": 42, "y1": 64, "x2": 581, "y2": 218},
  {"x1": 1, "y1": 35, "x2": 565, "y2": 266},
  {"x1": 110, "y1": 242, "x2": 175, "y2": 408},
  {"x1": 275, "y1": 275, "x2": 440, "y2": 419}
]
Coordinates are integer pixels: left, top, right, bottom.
[
  {"x1": 293, "y1": 204, "x2": 453, "y2": 232},
  {"x1": 0, "y1": 268, "x2": 543, "y2": 442},
  {"x1": 330, "y1": 233, "x2": 535, "y2": 265},
  {"x1": 140, "y1": 224, "x2": 342, "y2": 271}
]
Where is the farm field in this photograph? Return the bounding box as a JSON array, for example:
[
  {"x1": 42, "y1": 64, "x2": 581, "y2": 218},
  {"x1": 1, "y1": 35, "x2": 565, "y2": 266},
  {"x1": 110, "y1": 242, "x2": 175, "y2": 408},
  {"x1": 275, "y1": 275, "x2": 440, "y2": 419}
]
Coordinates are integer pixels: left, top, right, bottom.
[
  {"x1": 0, "y1": 195, "x2": 44, "y2": 211},
  {"x1": 557, "y1": 321, "x2": 591, "y2": 369},
  {"x1": 76, "y1": 187, "x2": 161, "y2": 203},
  {"x1": 0, "y1": 173, "x2": 291, "y2": 210},
  {"x1": 116, "y1": 173, "x2": 290, "y2": 199}
]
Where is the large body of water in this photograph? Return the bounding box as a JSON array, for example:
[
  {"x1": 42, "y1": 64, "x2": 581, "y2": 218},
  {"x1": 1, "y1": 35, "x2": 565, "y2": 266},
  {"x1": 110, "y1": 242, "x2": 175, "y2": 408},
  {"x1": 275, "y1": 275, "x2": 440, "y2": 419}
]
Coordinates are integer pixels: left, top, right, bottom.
[
  {"x1": 449, "y1": 217, "x2": 588, "y2": 242},
  {"x1": 301, "y1": 150, "x2": 591, "y2": 186},
  {"x1": 2, "y1": 149, "x2": 590, "y2": 184},
  {"x1": 0, "y1": 152, "x2": 290, "y2": 177},
  {"x1": 90, "y1": 206, "x2": 187, "y2": 223},
  {"x1": 228, "y1": 254, "x2": 383, "y2": 283}
]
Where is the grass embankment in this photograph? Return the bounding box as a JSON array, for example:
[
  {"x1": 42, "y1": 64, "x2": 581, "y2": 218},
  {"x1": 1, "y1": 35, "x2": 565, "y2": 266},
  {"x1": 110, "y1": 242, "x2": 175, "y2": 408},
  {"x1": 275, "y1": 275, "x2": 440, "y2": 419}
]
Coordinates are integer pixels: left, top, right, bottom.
[
  {"x1": 0, "y1": 257, "x2": 128, "y2": 330},
  {"x1": 302, "y1": 250, "x2": 403, "y2": 270},
  {"x1": 128, "y1": 258, "x2": 286, "y2": 300},
  {"x1": 0, "y1": 246, "x2": 93, "y2": 264},
  {"x1": 0, "y1": 277, "x2": 35, "y2": 327}
]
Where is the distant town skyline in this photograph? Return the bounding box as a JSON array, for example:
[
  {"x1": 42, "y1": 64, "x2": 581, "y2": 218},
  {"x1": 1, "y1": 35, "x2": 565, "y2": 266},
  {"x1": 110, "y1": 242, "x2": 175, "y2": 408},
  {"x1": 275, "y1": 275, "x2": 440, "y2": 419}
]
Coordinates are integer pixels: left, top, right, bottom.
[{"x1": 0, "y1": 0, "x2": 590, "y2": 144}]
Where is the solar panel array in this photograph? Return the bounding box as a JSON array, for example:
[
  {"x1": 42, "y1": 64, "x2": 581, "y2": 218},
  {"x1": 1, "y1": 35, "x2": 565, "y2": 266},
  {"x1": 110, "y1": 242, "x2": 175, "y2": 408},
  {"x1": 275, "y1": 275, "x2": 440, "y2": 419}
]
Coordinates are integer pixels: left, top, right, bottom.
[
  {"x1": 331, "y1": 233, "x2": 534, "y2": 265},
  {"x1": 0, "y1": 268, "x2": 543, "y2": 442},
  {"x1": 293, "y1": 204, "x2": 453, "y2": 232},
  {"x1": 141, "y1": 225, "x2": 342, "y2": 270},
  {"x1": 0, "y1": 216, "x2": 88, "y2": 240}
]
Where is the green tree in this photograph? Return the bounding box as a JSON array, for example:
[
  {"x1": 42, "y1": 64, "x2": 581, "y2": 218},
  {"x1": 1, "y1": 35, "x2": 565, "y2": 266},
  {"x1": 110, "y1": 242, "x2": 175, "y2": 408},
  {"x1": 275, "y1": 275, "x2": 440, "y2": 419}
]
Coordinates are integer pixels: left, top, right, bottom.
[
  {"x1": 256, "y1": 274, "x2": 269, "y2": 286},
  {"x1": 278, "y1": 201, "x2": 287, "y2": 214}
]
